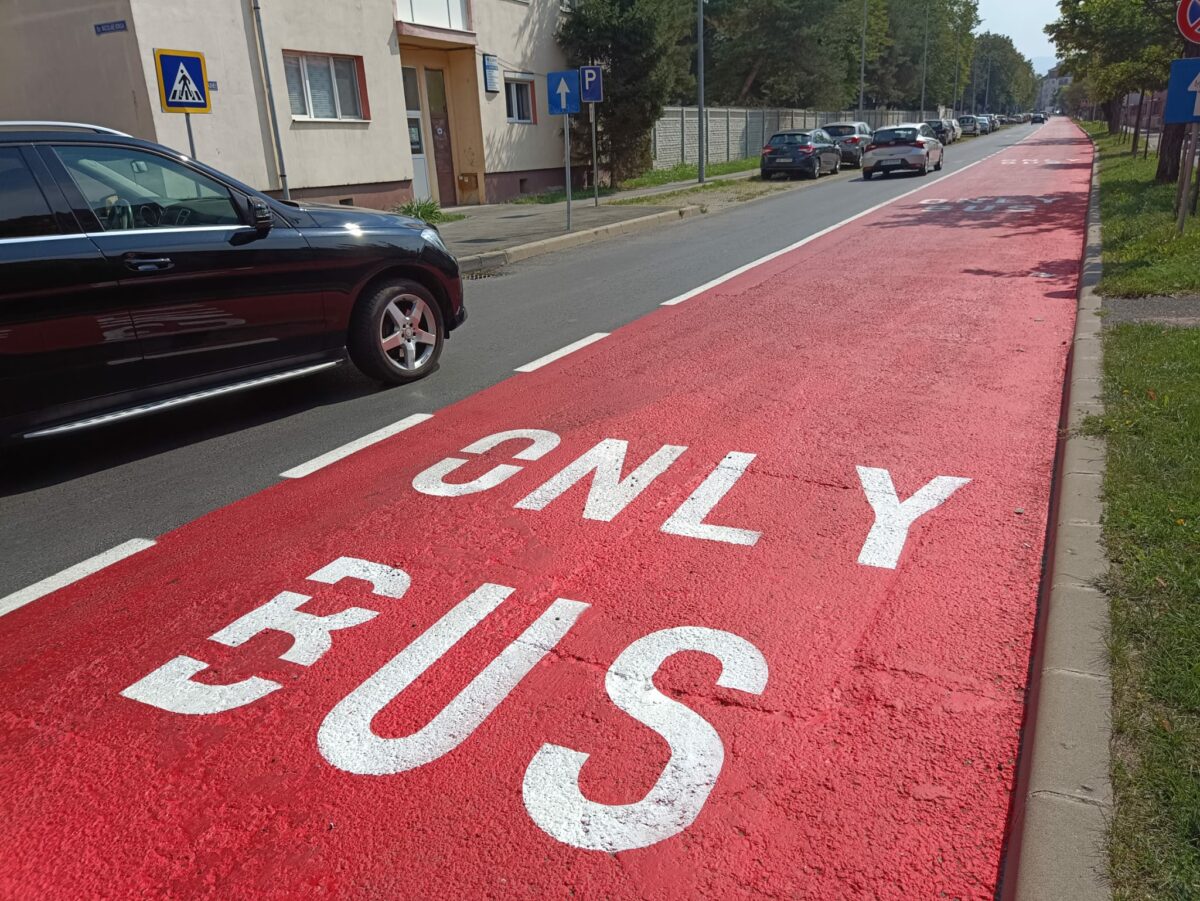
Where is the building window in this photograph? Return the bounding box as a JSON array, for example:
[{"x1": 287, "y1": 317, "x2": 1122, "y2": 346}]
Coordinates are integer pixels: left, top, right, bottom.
[
  {"x1": 505, "y1": 77, "x2": 533, "y2": 124},
  {"x1": 284, "y1": 52, "x2": 366, "y2": 120}
]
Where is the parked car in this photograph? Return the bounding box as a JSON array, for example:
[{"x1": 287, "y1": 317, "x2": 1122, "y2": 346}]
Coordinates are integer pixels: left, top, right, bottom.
[
  {"x1": 760, "y1": 129, "x2": 842, "y2": 179},
  {"x1": 1031, "y1": 112, "x2": 1046, "y2": 124},
  {"x1": 861, "y1": 123, "x2": 945, "y2": 179},
  {"x1": 989, "y1": 115, "x2": 1001, "y2": 131},
  {"x1": 958, "y1": 115, "x2": 980, "y2": 136},
  {"x1": 924, "y1": 119, "x2": 952, "y2": 144},
  {"x1": 0, "y1": 122, "x2": 466, "y2": 442},
  {"x1": 945, "y1": 118, "x2": 963, "y2": 141},
  {"x1": 821, "y1": 121, "x2": 874, "y2": 167},
  {"x1": 976, "y1": 116, "x2": 992, "y2": 134}
]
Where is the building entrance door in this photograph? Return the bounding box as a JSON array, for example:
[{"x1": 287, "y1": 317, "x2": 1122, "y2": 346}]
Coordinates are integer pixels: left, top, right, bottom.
[
  {"x1": 424, "y1": 68, "x2": 456, "y2": 206},
  {"x1": 402, "y1": 67, "x2": 431, "y2": 200}
]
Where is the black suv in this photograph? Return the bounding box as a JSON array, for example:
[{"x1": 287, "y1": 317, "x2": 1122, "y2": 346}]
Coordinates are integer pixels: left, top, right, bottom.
[{"x1": 0, "y1": 122, "x2": 465, "y2": 441}]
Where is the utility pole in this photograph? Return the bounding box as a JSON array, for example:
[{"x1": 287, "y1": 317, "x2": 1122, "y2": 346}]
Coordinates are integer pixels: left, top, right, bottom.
[
  {"x1": 697, "y1": 0, "x2": 705, "y2": 183},
  {"x1": 951, "y1": 34, "x2": 962, "y2": 117},
  {"x1": 983, "y1": 54, "x2": 992, "y2": 113},
  {"x1": 859, "y1": 0, "x2": 868, "y2": 115},
  {"x1": 919, "y1": 0, "x2": 930, "y2": 120}
]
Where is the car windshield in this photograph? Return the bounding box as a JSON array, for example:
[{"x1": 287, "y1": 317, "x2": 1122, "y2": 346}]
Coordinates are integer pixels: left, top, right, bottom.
[
  {"x1": 768, "y1": 133, "x2": 811, "y2": 146},
  {"x1": 872, "y1": 128, "x2": 918, "y2": 144},
  {"x1": 924, "y1": 121, "x2": 942, "y2": 129},
  {"x1": 959, "y1": 117, "x2": 974, "y2": 124},
  {"x1": 823, "y1": 125, "x2": 856, "y2": 137}
]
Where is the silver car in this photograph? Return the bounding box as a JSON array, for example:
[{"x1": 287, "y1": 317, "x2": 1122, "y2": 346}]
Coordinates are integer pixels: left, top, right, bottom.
[
  {"x1": 958, "y1": 115, "x2": 979, "y2": 136},
  {"x1": 821, "y1": 121, "x2": 874, "y2": 167},
  {"x1": 862, "y1": 123, "x2": 944, "y2": 179}
]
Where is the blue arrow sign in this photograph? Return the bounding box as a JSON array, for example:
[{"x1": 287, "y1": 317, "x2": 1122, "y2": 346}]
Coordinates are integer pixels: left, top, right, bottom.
[
  {"x1": 547, "y1": 70, "x2": 580, "y2": 115},
  {"x1": 1165, "y1": 57, "x2": 1200, "y2": 124},
  {"x1": 580, "y1": 66, "x2": 603, "y2": 103}
]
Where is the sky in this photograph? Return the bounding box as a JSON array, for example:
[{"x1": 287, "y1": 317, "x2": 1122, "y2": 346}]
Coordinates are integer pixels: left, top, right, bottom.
[{"x1": 977, "y1": 0, "x2": 1060, "y2": 74}]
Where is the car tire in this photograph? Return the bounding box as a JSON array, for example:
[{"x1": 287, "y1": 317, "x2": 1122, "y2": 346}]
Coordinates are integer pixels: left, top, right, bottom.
[
  {"x1": 832, "y1": 158, "x2": 841, "y2": 174},
  {"x1": 919, "y1": 156, "x2": 929, "y2": 176},
  {"x1": 934, "y1": 154, "x2": 943, "y2": 172},
  {"x1": 347, "y1": 278, "x2": 444, "y2": 385},
  {"x1": 760, "y1": 170, "x2": 769, "y2": 180},
  {"x1": 862, "y1": 169, "x2": 873, "y2": 180}
]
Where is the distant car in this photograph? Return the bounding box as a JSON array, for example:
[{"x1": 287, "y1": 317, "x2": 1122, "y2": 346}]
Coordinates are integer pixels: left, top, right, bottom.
[
  {"x1": 0, "y1": 122, "x2": 466, "y2": 442},
  {"x1": 1031, "y1": 113, "x2": 1046, "y2": 124},
  {"x1": 760, "y1": 129, "x2": 842, "y2": 179},
  {"x1": 976, "y1": 116, "x2": 992, "y2": 134},
  {"x1": 861, "y1": 123, "x2": 944, "y2": 179},
  {"x1": 989, "y1": 115, "x2": 1000, "y2": 130},
  {"x1": 958, "y1": 115, "x2": 980, "y2": 136},
  {"x1": 945, "y1": 118, "x2": 962, "y2": 141},
  {"x1": 924, "y1": 119, "x2": 952, "y2": 144},
  {"x1": 821, "y1": 121, "x2": 873, "y2": 167}
]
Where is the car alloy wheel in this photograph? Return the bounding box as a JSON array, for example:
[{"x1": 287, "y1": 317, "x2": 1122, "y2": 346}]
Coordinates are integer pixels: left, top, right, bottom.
[
  {"x1": 381, "y1": 294, "x2": 438, "y2": 372},
  {"x1": 347, "y1": 278, "x2": 445, "y2": 385}
]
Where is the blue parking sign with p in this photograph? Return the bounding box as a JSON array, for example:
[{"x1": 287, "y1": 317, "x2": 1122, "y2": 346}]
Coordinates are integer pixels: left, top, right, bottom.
[
  {"x1": 154, "y1": 49, "x2": 210, "y2": 114},
  {"x1": 580, "y1": 66, "x2": 603, "y2": 103}
]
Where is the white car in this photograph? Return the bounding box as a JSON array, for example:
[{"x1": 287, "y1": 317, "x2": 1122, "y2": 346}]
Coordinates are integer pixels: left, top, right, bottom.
[{"x1": 862, "y1": 123, "x2": 945, "y2": 179}]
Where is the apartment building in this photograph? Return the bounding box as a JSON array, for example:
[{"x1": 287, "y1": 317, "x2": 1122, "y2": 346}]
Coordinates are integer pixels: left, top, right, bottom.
[{"x1": 0, "y1": 0, "x2": 571, "y2": 207}]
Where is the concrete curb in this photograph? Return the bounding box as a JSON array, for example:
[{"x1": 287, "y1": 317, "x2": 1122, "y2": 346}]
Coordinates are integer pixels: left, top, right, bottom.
[
  {"x1": 1003, "y1": 137, "x2": 1112, "y2": 900},
  {"x1": 455, "y1": 205, "x2": 705, "y2": 274}
]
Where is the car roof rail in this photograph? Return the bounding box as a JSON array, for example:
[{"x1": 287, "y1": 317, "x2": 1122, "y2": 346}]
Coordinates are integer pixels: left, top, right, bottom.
[{"x1": 0, "y1": 121, "x2": 131, "y2": 136}]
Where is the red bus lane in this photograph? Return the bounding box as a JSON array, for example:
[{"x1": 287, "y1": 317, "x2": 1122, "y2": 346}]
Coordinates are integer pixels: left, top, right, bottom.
[{"x1": 0, "y1": 120, "x2": 1092, "y2": 899}]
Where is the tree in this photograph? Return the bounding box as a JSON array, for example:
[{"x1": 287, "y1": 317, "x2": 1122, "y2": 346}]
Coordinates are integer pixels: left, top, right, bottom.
[
  {"x1": 557, "y1": 0, "x2": 691, "y2": 181},
  {"x1": 964, "y1": 33, "x2": 1036, "y2": 113}
]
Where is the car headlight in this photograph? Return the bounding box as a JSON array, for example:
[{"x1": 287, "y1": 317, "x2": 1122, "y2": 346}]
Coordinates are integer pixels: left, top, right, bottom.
[{"x1": 421, "y1": 226, "x2": 448, "y2": 254}]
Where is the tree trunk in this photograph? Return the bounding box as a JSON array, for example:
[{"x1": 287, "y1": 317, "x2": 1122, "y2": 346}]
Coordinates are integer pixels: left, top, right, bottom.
[
  {"x1": 735, "y1": 59, "x2": 762, "y2": 105},
  {"x1": 1132, "y1": 91, "x2": 1145, "y2": 156},
  {"x1": 1103, "y1": 100, "x2": 1120, "y2": 135}
]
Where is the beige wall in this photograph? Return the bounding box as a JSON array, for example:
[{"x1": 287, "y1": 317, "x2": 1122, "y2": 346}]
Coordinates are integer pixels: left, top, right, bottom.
[
  {"x1": 0, "y1": 0, "x2": 155, "y2": 138},
  {"x1": 128, "y1": 0, "x2": 413, "y2": 192},
  {"x1": 472, "y1": 0, "x2": 567, "y2": 174}
]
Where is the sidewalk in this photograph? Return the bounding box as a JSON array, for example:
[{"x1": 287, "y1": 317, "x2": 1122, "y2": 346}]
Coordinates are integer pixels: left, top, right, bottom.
[{"x1": 438, "y1": 166, "x2": 762, "y2": 267}]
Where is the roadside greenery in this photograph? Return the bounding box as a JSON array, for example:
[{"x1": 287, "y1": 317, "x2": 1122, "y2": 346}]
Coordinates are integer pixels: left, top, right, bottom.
[
  {"x1": 1085, "y1": 125, "x2": 1200, "y2": 297},
  {"x1": 619, "y1": 157, "x2": 759, "y2": 189},
  {"x1": 557, "y1": 0, "x2": 1034, "y2": 181},
  {"x1": 392, "y1": 198, "x2": 466, "y2": 224},
  {"x1": 1082, "y1": 325, "x2": 1200, "y2": 900}
]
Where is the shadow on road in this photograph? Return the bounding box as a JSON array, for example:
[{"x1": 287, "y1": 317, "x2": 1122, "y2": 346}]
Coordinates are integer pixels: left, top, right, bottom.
[{"x1": 0, "y1": 364, "x2": 397, "y2": 498}]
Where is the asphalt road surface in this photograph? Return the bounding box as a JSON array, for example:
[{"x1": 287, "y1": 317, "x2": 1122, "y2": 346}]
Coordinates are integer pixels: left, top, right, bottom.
[
  {"x1": 1, "y1": 125, "x2": 1040, "y2": 599},
  {"x1": 0, "y1": 118, "x2": 1100, "y2": 899}
]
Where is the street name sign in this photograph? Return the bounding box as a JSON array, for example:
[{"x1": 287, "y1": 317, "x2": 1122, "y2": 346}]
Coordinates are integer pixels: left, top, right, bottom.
[
  {"x1": 1165, "y1": 57, "x2": 1200, "y2": 123},
  {"x1": 547, "y1": 70, "x2": 580, "y2": 115},
  {"x1": 580, "y1": 65, "x2": 603, "y2": 104},
  {"x1": 154, "y1": 48, "x2": 210, "y2": 114}
]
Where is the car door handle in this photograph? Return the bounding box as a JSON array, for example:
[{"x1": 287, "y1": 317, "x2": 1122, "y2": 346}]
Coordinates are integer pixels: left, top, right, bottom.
[{"x1": 123, "y1": 255, "x2": 175, "y2": 273}]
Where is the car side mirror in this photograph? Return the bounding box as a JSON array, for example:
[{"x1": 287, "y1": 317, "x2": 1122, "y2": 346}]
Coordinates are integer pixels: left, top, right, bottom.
[{"x1": 251, "y1": 200, "x2": 273, "y2": 234}]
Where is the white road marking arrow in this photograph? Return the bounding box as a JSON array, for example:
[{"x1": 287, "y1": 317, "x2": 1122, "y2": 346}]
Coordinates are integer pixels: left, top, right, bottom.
[{"x1": 556, "y1": 77, "x2": 570, "y2": 111}]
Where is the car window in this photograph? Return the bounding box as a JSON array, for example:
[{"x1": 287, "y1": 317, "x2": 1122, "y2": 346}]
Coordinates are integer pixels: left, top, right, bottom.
[
  {"x1": 873, "y1": 128, "x2": 918, "y2": 144},
  {"x1": 54, "y1": 145, "x2": 242, "y2": 231},
  {"x1": 0, "y1": 148, "x2": 59, "y2": 239},
  {"x1": 767, "y1": 133, "x2": 811, "y2": 146},
  {"x1": 824, "y1": 125, "x2": 855, "y2": 137}
]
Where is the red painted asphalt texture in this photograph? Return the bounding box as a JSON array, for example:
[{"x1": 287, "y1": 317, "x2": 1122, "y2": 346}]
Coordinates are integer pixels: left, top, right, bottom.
[{"x1": 0, "y1": 119, "x2": 1092, "y2": 899}]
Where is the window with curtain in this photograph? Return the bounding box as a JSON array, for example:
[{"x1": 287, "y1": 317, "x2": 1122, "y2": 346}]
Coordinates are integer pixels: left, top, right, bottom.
[{"x1": 283, "y1": 52, "x2": 365, "y2": 120}]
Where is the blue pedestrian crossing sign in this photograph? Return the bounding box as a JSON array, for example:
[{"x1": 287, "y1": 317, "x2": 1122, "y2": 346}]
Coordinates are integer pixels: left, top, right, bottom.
[
  {"x1": 580, "y1": 66, "x2": 603, "y2": 103},
  {"x1": 1165, "y1": 57, "x2": 1200, "y2": 124},
  {"x1": 547, "y1": 70, "x2": 580, "y2": 116},
  {"x1": 154, "y1": 49, "x2": 211, "y2": 114}
]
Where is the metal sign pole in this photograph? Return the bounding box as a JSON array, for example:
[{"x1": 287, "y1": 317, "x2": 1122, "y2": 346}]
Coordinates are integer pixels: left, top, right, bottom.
[
  {"x1": 591, "y1": 102, "x2": 599, "y2": 207},
  {"x1": 564, "y1": 116, "x2": 572, "y2": 231},
  {"x1": 184, "y1": 112, "x2": 197, "y2": 158}
]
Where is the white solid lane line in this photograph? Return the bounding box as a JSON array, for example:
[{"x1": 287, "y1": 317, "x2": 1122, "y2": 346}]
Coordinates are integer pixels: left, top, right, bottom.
[
  {"x1": 280, "y1": 412, "x2": 434, "y2": 479},
  {"x1": 0, "y1": 538, "x2": 156, "y2": 618},
  {"x1": 514, "y1": 333, "x2": 610, "y2": 372},
  {"x1": 661, "y1": 130, "x2": 1038, "y2": 306}
]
